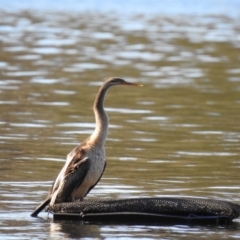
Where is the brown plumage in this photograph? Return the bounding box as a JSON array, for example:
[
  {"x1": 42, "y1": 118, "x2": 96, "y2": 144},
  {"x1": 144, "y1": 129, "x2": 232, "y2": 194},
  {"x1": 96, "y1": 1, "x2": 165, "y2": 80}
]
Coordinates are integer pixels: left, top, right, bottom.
[{"x1": 31, "y1": 77, "x2": 142, "y2": 217}]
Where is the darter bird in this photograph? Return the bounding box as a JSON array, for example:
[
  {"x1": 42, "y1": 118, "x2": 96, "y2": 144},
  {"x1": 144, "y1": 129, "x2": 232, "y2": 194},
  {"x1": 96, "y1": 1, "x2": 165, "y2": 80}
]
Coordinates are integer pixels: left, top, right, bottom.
[{"x1": 31, "y1": 77, "x2": 142, "y2": 217}]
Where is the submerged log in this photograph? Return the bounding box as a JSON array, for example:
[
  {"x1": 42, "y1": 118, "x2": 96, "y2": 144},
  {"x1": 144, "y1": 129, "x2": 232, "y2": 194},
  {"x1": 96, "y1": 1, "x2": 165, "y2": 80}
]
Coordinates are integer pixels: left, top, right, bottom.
[{"x1": 48, "y1": 197, "x2": 240, "y2": 225}]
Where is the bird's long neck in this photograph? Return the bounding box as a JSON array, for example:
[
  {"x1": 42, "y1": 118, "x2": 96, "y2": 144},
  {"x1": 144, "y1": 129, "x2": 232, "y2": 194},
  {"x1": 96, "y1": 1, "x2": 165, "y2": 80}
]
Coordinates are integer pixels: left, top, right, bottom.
[{"x1": 90, "y1": 85, "x2": 110, "y2": 148}]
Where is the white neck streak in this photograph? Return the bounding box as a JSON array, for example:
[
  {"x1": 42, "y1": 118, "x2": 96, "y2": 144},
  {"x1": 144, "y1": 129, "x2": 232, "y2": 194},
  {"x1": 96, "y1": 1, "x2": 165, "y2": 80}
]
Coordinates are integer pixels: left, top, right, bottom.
[{"x1": 90, "y1": 85, "x2": 109, "y2": 148}]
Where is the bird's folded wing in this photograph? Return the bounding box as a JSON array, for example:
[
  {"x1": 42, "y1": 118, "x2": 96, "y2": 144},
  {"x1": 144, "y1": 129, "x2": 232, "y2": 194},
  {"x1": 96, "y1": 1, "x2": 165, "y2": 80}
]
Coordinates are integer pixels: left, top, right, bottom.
[{"x1": 55, "y1": 156, "x2": 91, "y2": 202}]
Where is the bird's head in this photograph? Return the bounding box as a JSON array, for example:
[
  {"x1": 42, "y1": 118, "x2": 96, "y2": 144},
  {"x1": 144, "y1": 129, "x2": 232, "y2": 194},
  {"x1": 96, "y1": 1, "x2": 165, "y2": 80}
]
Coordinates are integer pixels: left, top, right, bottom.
[{"x1": 104, "y1": 77, "x2": 143, "y2": 87}]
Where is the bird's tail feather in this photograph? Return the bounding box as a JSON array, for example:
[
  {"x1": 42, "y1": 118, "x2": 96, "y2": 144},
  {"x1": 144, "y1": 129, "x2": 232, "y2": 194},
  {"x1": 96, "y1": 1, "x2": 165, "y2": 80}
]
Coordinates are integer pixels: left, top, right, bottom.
[{"x1": 31, "y1": 197, "x2": 51, "y2": 217}]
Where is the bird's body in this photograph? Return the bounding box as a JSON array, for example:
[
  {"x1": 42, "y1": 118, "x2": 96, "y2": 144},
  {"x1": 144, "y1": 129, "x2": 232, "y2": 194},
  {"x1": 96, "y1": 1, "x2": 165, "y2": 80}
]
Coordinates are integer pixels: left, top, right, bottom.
[
  {"x1": 31, "y1": 77, "x2": 142, "y2": 217},
  {"x1": 49, "y1": 141, "x2": 106, "y2": 205}
]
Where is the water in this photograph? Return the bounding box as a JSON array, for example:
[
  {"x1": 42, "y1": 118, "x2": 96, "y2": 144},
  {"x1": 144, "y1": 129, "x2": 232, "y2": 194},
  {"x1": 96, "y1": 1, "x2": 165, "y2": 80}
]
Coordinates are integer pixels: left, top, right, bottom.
[{"x1": 0, "y1": 1, "x2": 240, "y2": 239}]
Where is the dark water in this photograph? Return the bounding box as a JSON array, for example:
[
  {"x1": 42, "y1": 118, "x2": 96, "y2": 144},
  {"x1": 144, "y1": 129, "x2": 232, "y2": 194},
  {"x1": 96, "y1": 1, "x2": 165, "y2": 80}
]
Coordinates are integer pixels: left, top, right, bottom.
[{"x1": 0, "y1": 1, "x2": 240, "y2": 239}]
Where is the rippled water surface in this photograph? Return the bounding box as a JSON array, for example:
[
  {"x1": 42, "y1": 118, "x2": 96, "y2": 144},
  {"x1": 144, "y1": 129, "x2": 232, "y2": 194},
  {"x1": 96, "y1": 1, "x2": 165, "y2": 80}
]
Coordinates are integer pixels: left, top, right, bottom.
[{"x1": 0, "y1": 2, "x2": 240, "y2": 239}]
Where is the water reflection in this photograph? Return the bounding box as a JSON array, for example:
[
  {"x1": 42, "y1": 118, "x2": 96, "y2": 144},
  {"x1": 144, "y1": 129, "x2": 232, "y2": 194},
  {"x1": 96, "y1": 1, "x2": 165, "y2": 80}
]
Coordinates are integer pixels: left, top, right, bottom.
[{"x1": 0, "y1": 6, "x2": 240, "y2": 240}]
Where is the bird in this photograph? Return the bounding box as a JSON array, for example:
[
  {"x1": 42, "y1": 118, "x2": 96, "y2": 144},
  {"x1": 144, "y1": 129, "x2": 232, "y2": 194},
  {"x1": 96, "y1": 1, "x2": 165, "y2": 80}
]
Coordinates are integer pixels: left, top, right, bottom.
[{"x1": 31, "y1": 77, "x2": 142, "y2": 217}]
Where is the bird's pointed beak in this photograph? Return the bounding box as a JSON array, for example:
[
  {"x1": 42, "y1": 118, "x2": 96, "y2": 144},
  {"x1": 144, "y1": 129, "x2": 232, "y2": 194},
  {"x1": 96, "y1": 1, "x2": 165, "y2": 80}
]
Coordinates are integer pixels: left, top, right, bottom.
[{"x1": 122, "y1": 81, "x2": 143, "y2": 87}]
